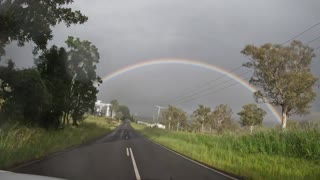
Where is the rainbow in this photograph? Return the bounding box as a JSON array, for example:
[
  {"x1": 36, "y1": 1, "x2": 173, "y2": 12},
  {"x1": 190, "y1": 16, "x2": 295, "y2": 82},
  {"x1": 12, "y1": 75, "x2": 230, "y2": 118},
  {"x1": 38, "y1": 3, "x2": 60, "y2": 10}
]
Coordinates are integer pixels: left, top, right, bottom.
[{"x1": 101, "y1": 58, "x2": 281, "y2": 123}]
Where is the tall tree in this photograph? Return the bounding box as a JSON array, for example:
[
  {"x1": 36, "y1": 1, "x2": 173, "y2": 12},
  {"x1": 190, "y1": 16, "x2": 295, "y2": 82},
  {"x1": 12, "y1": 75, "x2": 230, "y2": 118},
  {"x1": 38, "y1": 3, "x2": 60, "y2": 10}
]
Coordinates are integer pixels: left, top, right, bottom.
[
  {"x1": 238, "y1": 103, "x2": 266, "y2": 133},
  {"x1": 115, "y1": 111, "x2": 123, "y2": 121},
  {"x1": 192, "y1": 105, "x2": 211, "y2": 133},
  {"x1": 110, "y1": 99, "x2": 119, "y2": 118},
  {"x1": 118, "y1": 105, "x2": 130, "y2": 120},
  {"x1": 241, "y1": 40, "x2": 317, "y2": 129},
  {"x1": 211, "y1": 104, "x2": 233, "y2": 134},
  {"x1": 65, "y1": 37, "x2": 102, "y2": 125},
  {"x1": 162, "y1": 105, "x2": 187, "y2": 131},
  {"x1": 0, "y1": 0, "x2": 88, "y2": 57},
  {"x1": 36, "y1": 45, "x2": 71, "y2": 127}
]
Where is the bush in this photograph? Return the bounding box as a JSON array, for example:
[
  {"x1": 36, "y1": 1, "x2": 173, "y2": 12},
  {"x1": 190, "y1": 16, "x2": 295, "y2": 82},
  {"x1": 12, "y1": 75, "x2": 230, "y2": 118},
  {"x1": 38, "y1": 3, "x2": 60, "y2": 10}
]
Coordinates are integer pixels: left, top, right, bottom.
[{"x1": 2, "y1": 69, "x2": 52, "y2": 126}]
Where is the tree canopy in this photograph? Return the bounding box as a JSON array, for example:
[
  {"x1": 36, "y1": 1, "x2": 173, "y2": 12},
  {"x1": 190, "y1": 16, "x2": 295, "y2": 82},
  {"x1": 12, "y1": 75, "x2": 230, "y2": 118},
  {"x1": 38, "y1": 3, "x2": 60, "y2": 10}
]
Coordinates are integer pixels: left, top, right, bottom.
[
  {"x1": 109, "y1": 99, "x2": 132, "y2": 121},
  {"x1": 36, "y1": 45, "x2": 71, "y2": 127},
  {"x1": 241, "y1": 40, "x2": 317, "y2": 129},
  {"x1": 118, "y1": 105, "x2": 130, "y2": 120},
  {"x1": 211, "y1": 104, "x2": 233, "y2": 134},
  {"x1": 0, "y1": 0, "x2": 88, "y2": 57},
  {"x1": 238, "y1": 103, "x2": 266, "y2": 133},
  {"x1": 65, "y1": 37, "x2": 102, "y2": 125},
  {"x1": 162, "y1": 105, "x2": 187, "y2": 131},
  {"x1": 110, "y1": 99, "x2": 119, "y2": 116},
  {"x1": 192, "y1": 105, "x2": 211, "y2": 133},
  {"x1": 0, "y1": 65, "x2": 51, "y2": 126}
]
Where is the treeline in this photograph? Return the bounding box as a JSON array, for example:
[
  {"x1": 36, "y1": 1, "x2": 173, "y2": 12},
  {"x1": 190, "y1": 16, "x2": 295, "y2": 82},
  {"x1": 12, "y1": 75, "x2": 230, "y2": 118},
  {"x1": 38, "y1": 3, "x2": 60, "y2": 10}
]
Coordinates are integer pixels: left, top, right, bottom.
[
  {"x1": 161, "y1": 103, "x2": 266, "y2": 134},
  {"x1": 0, "y1": 37, "x2": 101, "y2": 128},
  {"x1": 0, "y1": 1, "x2": 101, "y2": 128},
  {"x1": 110, "y1": 99, "x2": 132, "y2": 121},
  {"x1": 162, "y1": 40, "x2": 318, "y2": 132}
]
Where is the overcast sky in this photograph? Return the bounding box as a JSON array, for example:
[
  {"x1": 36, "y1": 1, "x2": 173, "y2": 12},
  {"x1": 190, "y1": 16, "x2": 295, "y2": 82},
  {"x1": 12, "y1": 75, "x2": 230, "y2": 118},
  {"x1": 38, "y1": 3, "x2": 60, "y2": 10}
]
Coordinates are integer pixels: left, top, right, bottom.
[{"x1": 4, "y1": 0, "x2": 320, "y2": 125}]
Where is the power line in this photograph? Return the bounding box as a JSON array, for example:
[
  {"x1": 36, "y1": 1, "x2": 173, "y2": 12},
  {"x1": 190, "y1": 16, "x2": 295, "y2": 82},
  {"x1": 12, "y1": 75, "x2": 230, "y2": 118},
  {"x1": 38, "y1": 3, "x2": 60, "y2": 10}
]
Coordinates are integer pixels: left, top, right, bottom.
[
  {"x1": 178, "y1": 77, "x2": 251, "y2": 105},
  {"x1": 165, "y1": 65, "x2": 244, "y2": 103},
  {"x1": 281, "y1": 22, "x2": 320, "y2": 45},
  {"x1": 306, "y1": 35, "x2": 320, "y2": 45},
  {"x1": 171, "y1": 70, "x2": 252, "y2": 104}
]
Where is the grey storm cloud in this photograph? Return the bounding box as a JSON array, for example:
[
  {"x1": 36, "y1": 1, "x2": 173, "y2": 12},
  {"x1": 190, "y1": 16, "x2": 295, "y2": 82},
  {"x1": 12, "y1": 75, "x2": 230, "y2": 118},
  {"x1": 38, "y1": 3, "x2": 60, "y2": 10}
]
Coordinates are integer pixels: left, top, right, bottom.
[{"x1": 4, "y1": 0, "x2": 320, "y2": 124}]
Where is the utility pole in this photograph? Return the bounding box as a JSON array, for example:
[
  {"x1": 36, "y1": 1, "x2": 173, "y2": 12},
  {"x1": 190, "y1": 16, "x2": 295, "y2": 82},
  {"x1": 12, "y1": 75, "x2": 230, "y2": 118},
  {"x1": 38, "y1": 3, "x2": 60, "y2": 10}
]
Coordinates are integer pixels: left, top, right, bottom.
[{"x1": 155, "y1": 105, "x2": 167, "y2": 122}]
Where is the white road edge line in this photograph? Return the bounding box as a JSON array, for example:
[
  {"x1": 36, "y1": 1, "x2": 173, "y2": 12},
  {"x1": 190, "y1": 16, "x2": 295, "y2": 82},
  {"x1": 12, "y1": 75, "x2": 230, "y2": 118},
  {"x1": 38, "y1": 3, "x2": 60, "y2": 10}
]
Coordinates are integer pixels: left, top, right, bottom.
[
  {"x1": 145, "y1": 138, "x2": 238, "y2": 180},
  {"x1": 129, "y1": 148, "x2": 141, "y2": 180},
  {"x1": 126, "y1": 148, "x2": 129, "y2": 156}
]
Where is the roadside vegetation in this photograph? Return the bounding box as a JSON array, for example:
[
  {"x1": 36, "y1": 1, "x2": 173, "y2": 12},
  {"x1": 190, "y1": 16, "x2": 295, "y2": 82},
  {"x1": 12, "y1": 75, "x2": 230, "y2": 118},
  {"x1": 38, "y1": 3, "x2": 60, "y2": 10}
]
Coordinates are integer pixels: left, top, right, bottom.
[
  {"x1": 133, "y1": 40, "x2": 319, "y2": 179},
  {"x1": 0, "y1": 2, "x2": 119, "y2": 169},
  {"x1": 132, "y1": 122, "x2": 320, "y2": 179},
  {"x1": 0, "y1": 1, "x2": 101, "y2": 128},
  {"x1": 0, "y1": 115, "x2": 119, "y2": 169}
]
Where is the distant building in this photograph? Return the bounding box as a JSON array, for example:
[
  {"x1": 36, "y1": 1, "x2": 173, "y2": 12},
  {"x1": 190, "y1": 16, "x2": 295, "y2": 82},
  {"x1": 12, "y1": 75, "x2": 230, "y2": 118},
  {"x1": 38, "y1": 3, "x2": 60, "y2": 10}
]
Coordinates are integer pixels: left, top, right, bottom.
[
  {"x1": 95, "y1": 100, "x2": 112, "y2": 117},
  {"x1": 137, "y1": 121, "x2": 166, "y2": 129}
]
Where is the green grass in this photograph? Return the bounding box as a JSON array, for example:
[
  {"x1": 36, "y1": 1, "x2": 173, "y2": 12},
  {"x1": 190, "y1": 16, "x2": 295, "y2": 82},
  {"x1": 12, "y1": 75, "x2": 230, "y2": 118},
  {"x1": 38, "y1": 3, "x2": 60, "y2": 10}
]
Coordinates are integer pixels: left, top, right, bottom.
[
  {"x1": 0, "y1": 115, "x2": 120, "y2": 169},
  {"x1": 132, "y1": 123, "x2": 320, "y2": 180}
]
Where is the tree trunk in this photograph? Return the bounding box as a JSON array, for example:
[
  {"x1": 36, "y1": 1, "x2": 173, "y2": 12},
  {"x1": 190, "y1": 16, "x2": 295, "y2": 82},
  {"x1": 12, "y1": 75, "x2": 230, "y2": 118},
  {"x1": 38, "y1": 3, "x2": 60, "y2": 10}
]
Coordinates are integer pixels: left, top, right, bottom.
[
  {"x1": 281, "y1": 107, "x2": 288, "y2": 129},
  {"x1": 66, "y1": 111, "x2": 70, "y2": 125},
  {"x1": 250, "y1": 125, "x2": 254, "y2": 134},
  {"x1": 62, "y1": 112, "x2": 66, "y2": 127},
  {"x1": 177, "y1": 122, "x2": 180, "y2": 131},
  {"x1": 168, "y1": 122, "x2": 171, "y2": 130},
  {"x1": 201, "y1": 122, "x2": 204, "y2": 133},
  {"x1": 72, "y1": 120, "x2": 78, "y2": 126}
]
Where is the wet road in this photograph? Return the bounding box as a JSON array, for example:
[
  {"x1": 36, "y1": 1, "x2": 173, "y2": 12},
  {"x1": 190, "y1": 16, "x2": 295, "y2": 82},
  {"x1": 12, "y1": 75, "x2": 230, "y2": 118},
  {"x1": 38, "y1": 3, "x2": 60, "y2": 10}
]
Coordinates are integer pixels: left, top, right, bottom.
[{"x1": 12, "y1": 123, "x2": 238, "y2": 180}]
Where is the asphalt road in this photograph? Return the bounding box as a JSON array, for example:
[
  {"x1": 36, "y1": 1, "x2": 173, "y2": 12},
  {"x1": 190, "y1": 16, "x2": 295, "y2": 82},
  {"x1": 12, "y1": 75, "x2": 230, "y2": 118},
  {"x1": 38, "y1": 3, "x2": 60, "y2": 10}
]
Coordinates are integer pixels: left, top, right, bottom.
[{"x1": 12, "y1": 123, "x2": 238, "y2": 180}]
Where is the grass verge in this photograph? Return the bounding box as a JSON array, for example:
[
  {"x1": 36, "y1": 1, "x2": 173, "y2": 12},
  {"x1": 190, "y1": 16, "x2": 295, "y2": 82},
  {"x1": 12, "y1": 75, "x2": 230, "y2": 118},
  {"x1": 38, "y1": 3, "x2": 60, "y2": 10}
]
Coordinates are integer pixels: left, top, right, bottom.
[
  {"x1": 0, "y1": 115, "x2": 120, "y2": 169},
  {"x1": 132, "y1": 123, "x2": 320, "y2": 180}
]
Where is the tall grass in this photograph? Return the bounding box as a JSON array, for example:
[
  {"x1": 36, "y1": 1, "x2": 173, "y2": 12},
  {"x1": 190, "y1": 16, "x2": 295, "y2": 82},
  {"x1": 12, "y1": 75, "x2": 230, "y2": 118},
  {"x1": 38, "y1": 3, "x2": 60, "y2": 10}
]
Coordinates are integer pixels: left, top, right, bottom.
[
  {"x1": 132, "y1": 123, "x2": 320, "y2": 180},
  {"x1": 0, "y1": 116, "x2": 119, "y2": 169}
]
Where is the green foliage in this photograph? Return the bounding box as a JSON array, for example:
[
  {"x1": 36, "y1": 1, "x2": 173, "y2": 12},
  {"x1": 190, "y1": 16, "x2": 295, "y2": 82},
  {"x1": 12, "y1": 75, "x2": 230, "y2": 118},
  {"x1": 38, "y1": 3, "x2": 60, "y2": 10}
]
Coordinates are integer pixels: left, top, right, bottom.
[
  {"x1": 0, "y1": 60, "x2": 14, "y2": 114},
  {"x1": 0, "y1": 98, "x2": 4, "y2": 111},
  {"x1": 36, "y1": 46, "x2": 71, "y2": 128},
  {"x1": 118, "y1": 105, "x2": 130, "y2": 120},
  {"x1": 133, "y1": 123, "x2": 320, "y2": 179},
  {"x1": 241, "y1": 40, "x2": 317, "y2": 128},
  {"x1": 210, "y1": 104, "x2": 233, "y2": 134},
  {"x1": 192, "y1": 105, "x2": 211, "y2": 133},
  {"x1": 0, "y1": 0, "x2": 88, "y2": 57},
  {"x1": 65, "y1": 36, "x2": 102, "y2": 125},
  {"x1": 0, "y1": 116, "x2": 119, "y2": 169},
  {"x1": 238, "y1": 103, "x2": 266, "y2": 133},
  {"x1": 115, "y1": 111, "x2": 123, "y2": 121},
  {"x1": 1, "y1": 68, "x2": 51, "y2": 126},
  {"x1": 110, "y1": 100, "x2": 132, "y2": 121},
  {"x1": 162, "y1": 105, "x2": 187, "y2": 131},
  {"x1": 0, "y1": 37, "x2": 102, "y2": 128},
  {"x1": 110, "y1": 99, "x2": 119, "y2": 114}
]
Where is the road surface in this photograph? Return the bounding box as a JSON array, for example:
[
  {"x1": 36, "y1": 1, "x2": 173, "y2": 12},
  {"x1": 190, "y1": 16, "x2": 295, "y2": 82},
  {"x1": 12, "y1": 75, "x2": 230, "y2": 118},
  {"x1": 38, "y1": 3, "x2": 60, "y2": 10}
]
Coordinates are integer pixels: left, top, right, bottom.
[{"x1": 12, "y1": 123, "x2": 238, "y2": 180}]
